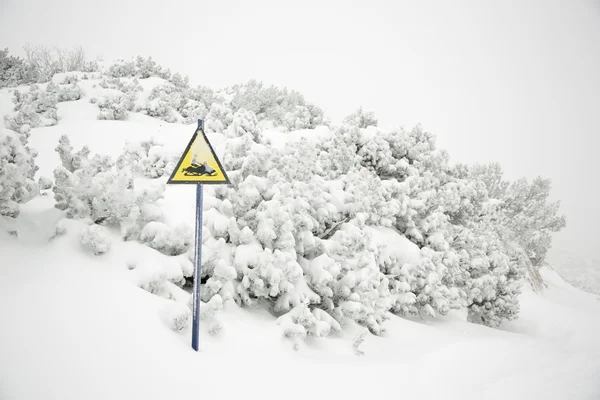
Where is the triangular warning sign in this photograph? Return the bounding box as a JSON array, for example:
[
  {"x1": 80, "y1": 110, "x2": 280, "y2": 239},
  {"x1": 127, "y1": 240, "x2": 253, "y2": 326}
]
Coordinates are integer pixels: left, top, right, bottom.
[{"x1": 167, "y1": 122, "x2": 230, "y2": 185}]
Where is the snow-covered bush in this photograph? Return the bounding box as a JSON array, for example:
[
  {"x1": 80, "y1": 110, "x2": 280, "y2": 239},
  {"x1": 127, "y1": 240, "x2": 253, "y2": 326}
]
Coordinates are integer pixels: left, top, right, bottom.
[
  {"x1": 50, "y1": 218, "x2": 68, "y2": 240},
  {"x1": 80, "y1": 224, "x2": 111, "y2": 255},
  {"x1": 137, "y1": 85, "x2": 181, "y2": 123},
  {"x1": 139, "y1": 222, "x2": 193, "y2": 256},
  {"x1": 226, "y1": 80, "x2": 326, "y2": 129},
  {"x1": 38, "y1": 176, "x2": 52, "y2": 190},
  {"x1": 116, "y1": 138, "x2": 176, "y2": 178},
  {"x1": 108, "y1": 60, "x2": 137, "y2": 78},
  {"x1": 161, "y1": 301, "x2": 191, "y2": 332},
  {"x1": 52, "y1": 135, "x2": 166, "y2": 239},
  {"x1": 4, "y1": 84, "x2": 58, "y2": 132},
  {"x1": 45, "y1": 81, "x2": 82, "y2": 102},
  {"x1": 343, "y1": 106, "x2": 378, "y2": 128},
  {"x1": 107, "y1": 56, "x2": 171, "y2": 80},
  {"x1": 96, "y1": 94, "x2": 136, "y2": 120},
  {"x1": 0, "y1": 48, "x2": 39, "y2": 88},
  {"x1": 136, "y1": 56, "x2": 171, "y2": 80},
  {"x1": 0, "y1": 125, "x2": 39, "y2": 217},
  {"x1": 205, "y1": 103, "x2": 234, "y2": 134},
  {"x1": 282, "y1": 104, "x2": 326, "y2": 131}
]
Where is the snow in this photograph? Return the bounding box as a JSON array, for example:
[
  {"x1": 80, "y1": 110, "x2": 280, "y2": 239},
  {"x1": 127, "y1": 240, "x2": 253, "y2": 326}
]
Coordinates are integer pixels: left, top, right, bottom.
[
  {"x1": 262, "y1": 125, "x2": 332, "y2": 149},
  {"x1": 366, "y1": 225, "x2": 422, "y2": 266},
  {"x1": 1, "y1": 214, "x2": 599, "y2": 400},
  {"x1": 1, "y1": 77, "x2": 600, "y2": 400}
]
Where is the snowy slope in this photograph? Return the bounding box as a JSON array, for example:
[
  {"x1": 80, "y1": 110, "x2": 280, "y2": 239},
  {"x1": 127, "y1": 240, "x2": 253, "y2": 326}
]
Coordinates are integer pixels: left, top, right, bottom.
[
  {"x1": 2, "y1": 206, "x2": 599, "y2": 400},
  {"x1": 1, "y1": 79, "x2": 600, "y2": 400}
]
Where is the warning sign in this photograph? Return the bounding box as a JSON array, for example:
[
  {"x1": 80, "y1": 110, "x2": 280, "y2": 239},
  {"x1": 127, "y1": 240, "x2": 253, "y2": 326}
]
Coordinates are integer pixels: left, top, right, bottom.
[{"x1": 167, "y1": 123, "x2": 230, "y2": 185}]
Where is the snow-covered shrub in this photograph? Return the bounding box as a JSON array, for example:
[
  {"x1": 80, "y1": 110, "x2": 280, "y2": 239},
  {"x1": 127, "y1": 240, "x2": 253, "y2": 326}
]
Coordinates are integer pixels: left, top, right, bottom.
[
  {"x1": 49, "y1": 218, "x2": 68, "y2": 240},
  {"x1": 116, "y1": 138, "x2": 177, "y2": 178},
  {"x1": 226, "y1": 80, "x2": 326, "y2": 129},
  {"x1": 139, "y1": 221, "x2": 193, "y2": 256},
  {"x1": 52, "y1": 135, "x2": 166, "y2": 239},
  {"x1": 80, "y1": 224, "x2": 111, "y2": 255},
  {"x1": 352, "y1": 329, "x2": 368, "y2": 356},
  {"x1": 38, "y1": 176, "x2": 52, "y2": 190},
  {"x1": 60, "y1": 74, "x2": 79, "y2": 84},
  {"x1": 276, "y1": 300, "x2": 342, "y2": 347},
  {"x1": 98, "y1": 77, "x2": 121, "y2": 89},
  {"x1": 137, "y1": 85, "x2": 181, "y2": 123},
  {"x1": 170, "y1": 73, "x2": 189, "y2": 89},
  {"x1": 205, "y1": 103, "x2": 234, "y2": 134},
  {"x1": 107, "y1": 56, "x2": 171, "y2": 80},
  {"x1": 0, "y1": 48, "x2": 39, "y2": 88},
  {"x1": 343, "y1": 106, "x2": 378, "y2": 128},
  {"x1": 4, "y1": 85, "x2": 58, "y2": 132},
  {"x1": 282, "y1": 104, "x2": 326, "y2": 131},
  {"x1": 228, "y1": 108, "x2": 260, "y2": 141},
  {"x1": 185, "y1": 294, "x2": 224, "y2": 336},
  {"x1": 160, "y1": 301, "x2": 191, "y2": 332},
  {"x1": 136, "y1": 56, "x2": 171, "y2": 80},
  {"x1": 45, "y1": 81, "x2": 82, "y2": 103},
  {"x1": 108, "y1": 60, "x2": 137, "y2": 78},
  {"x1": 96, "y1": 93, "x2": 136, "y2": 120},
  {"x1": 202, "y1": 125, "x2": 393, "y2": 336},
  {"x1": 138, "y1": 269, "x2": 167, "y2": 295},
  {"x1": 0, "y1": 125, "x2": 39, "y2": 217}
]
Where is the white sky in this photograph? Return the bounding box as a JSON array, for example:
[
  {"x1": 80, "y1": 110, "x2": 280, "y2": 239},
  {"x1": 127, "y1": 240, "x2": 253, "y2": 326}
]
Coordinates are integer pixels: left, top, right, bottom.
[{"x1": 1, "y1": 0, "x2": 599, "y2": 260}]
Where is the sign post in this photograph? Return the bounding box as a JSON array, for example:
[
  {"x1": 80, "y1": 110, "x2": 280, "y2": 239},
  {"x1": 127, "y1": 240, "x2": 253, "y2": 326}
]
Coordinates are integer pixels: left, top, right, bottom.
[{"x1": 167, "y1": 119, "x2": 230, "y2": 351}]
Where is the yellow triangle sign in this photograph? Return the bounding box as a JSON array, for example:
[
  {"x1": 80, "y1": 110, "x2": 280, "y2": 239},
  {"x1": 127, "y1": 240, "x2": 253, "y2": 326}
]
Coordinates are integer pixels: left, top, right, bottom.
[{"x1": 167, "y1": 122, "x2": 230, "y2": 185}]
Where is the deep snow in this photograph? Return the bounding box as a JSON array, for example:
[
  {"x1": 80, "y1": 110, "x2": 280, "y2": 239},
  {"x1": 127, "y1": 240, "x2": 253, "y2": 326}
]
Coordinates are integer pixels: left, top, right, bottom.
[{"x1": 1, "y1": 80, "x2": 600, "y2": 400}]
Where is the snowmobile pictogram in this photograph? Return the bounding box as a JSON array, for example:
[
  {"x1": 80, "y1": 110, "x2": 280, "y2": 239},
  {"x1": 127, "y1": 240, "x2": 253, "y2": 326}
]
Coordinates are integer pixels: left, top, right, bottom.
[{"x1": 182, "y1": 160, "x2": 218, "y2": 176}]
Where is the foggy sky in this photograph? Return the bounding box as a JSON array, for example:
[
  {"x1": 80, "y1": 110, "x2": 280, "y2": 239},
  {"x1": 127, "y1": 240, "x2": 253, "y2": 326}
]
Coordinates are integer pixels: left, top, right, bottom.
[{"x1": 1, "y1": 0, "x2": 599, "y2": 261}]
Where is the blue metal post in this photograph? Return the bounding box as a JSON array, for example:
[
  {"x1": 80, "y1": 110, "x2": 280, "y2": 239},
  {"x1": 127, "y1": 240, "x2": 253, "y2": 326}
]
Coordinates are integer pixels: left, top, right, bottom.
[{"x1": 192, "y1": 183, "x2": 204, "y2": 351}]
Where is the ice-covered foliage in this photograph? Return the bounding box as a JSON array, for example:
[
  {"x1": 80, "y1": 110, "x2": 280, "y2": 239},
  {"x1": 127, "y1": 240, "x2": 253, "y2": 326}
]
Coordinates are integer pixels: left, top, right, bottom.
[{"x1": 0, "y1": 124, "x2": 39, "y2": 217}]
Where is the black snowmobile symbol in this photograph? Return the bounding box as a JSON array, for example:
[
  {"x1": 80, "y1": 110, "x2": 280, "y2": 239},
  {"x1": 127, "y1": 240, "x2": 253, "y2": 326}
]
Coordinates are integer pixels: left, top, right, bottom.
[{"x1": 182, "y1": 154, "x2": 218, "y2": 176}]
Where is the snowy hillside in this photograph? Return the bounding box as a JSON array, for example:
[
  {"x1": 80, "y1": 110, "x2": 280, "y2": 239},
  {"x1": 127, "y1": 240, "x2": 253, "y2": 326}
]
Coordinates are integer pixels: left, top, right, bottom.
[{"x1": 1, "y1": 53, "x2": 599, "y2": 399}]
